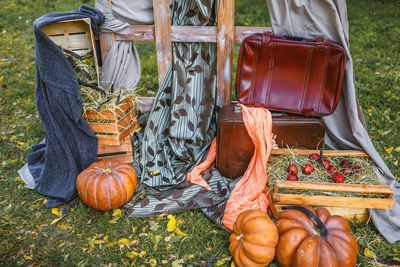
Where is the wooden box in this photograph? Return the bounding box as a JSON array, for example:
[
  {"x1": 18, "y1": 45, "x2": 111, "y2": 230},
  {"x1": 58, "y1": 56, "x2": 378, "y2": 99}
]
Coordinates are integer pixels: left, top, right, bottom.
[
  {"x1": 40, "y1": 18, "x2": 100, "y2": 83},
  {"x1": 267, "y1": 149, "x2": 395, "y2": 222},
  {"x1": 82, "y1": 98, "x2": 140, "y2": 146}
]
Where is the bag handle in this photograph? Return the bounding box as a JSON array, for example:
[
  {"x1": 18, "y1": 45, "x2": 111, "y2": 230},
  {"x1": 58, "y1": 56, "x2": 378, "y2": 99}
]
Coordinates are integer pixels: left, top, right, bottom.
[{"x1": 282, "y1": 206, "x2": 329, "y2": 238}]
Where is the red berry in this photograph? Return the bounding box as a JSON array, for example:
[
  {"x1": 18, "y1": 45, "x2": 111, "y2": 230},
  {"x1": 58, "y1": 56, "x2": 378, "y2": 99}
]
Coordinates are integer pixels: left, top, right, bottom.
[
  {"x1": 323, "y1": 159, "x2": 330, "y2": 169},
  {"x1": 342, "y1": 166, "x2": 352, "y2": 175},
  {"x1": 340, "y1": 160, "x2": 351, "y2": 167},
  {"x1": 352, "y1": 165, "x2": 362, "y2": 172},
  {"x1": 286, "y1": 165, "x2": 298, "y2": 175},
  {"x1": 327, "y1": 165, "x2": 338, "y2": 174},
  {"x1": 309, "y1": 153, "x2": 319, "y2": 161},
  {"x1": 287, "y1": 174, "x2": 299, "y2": 181},
  {"x1": 302, "y1": 164, "x2": 315, "y2": 175},
  {"x1": 332, "y1": 172, "x2": 345, "y2": 183}
]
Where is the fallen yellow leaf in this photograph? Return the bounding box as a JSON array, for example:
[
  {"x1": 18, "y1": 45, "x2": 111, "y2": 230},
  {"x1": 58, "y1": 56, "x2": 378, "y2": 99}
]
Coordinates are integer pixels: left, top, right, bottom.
[
  {"x1": 118, "y1": 238, "x2": 130, "y2": 246},
  {"x1": 216, "y1": 260, "x2": 225, "y2": 266},
  {"x1": 167, "y1": 215, "x2": 176, "y2": 232},
  {"x1": 23, "y1": 255, "x2": 33, "y2": 260},
  {"x1": 132, "y1": 226, "x2": 136, "y2": 233},
  {"x1": 231, "y1": 260, "x2": 236, "y2": 267},
  {"x1": 385, "y1": 147, "x2": 394, "y2": 155},
  {"x1": 51, "y1": 208, "x2": 59, "y2": 216},
  {"x1": 148, "y1": 258, "x2": 157, "y2": 267},
  {"x1": 126, "y1": 251, "x2": 138, "y2": 259},
  {"x1": 50, "y1": 217, "x2": 62, "y2": 225},
  {"x1": 364, "y1": 247, "x2": 376, "y2": 258},
  {"x1": 174, "y1": 227, "x2": 187, "y2": 237},
  {"x1": 112, "y1": 209, "x2": 122, "y2": 216}
]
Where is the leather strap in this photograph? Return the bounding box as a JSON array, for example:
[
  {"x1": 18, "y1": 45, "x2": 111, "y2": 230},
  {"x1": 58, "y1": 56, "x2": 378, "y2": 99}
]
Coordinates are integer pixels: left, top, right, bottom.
[
  {"x1": 282, "y1": 206, "x2": 329, "y2": 237},
  {"x1": 262, "y1": 32, "x2": 271, "y2": 46}
]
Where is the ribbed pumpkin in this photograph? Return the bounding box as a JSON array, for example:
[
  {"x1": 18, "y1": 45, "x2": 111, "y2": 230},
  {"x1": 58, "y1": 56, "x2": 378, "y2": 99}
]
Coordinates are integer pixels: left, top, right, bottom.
[
  {"x1": 275, "y1": 206, "x2": 358, "y2": 267},
  {"x1": 76, "y1": 161, "x2": 138, "y2": 211},
  {"x1": 229, "y1": 209, "x2": 279, "y2": 267}
]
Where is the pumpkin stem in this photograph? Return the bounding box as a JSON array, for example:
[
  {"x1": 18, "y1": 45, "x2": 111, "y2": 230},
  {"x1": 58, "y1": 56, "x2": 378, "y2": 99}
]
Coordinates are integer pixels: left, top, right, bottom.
[
  {"x1": 236, "y1": 233, "x2": 244, "y2": 241},
  {"x1": 283, "y1": 206, "x2": 328, "y2": 238},
  {"x1": 102, "y1": 168, "x2": 112, "y2": 173}
]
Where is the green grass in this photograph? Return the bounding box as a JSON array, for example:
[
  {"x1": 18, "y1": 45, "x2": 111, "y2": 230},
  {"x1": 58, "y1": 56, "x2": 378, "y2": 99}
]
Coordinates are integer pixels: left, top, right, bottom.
[{"x1": 1, "y1": 0, "x2": 400, "y2": 266}]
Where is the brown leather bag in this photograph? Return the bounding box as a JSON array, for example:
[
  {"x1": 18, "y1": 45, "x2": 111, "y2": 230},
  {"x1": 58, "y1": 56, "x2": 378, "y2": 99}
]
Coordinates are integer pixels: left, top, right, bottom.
[
  {"x1": 235, "y1": 32, "x2": 346, "y2": 116},
  {"x1": 216, "y1": 104, "x2": 325, "y2": 179}
]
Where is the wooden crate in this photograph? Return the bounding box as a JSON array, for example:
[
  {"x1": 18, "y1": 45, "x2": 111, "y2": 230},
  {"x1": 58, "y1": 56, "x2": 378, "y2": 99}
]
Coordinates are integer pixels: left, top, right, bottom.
[
  {"x1": 40, "y1": 18, "x2": 100, "y2": 83},
  {"x1": 83, "y1": 98, "x2": 140, "y2": 146},
  {"x1": 97, "y1": 137, "x2": 133, "y2": 164},
  {"x1": 267, "y1": 149, "x2": 395, "y2": 222}
]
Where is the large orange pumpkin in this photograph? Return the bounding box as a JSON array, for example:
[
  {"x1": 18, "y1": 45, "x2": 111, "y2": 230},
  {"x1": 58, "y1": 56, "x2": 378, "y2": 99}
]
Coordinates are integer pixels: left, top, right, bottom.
[
  {"x1": 76, "y1": 161, "x2": 138, "y2": 211},
  {"x1": 275, "y1": 206, "x2": 358, "y2": 267},
  {"x1": 229, "y1": 209, "x2": 279, "y2": 267}
]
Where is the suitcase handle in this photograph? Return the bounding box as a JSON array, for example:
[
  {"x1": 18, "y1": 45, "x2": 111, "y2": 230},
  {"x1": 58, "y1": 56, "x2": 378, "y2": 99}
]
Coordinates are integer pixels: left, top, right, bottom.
[{"x1": 282, "y1": 35, "x2": 305, "y2": 41}]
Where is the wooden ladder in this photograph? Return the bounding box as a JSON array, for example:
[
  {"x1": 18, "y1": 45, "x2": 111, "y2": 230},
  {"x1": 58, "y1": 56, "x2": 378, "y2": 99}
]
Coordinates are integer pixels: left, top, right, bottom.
[{"x1": 99, "y1": 0, "x2": 271, "y2": 110}]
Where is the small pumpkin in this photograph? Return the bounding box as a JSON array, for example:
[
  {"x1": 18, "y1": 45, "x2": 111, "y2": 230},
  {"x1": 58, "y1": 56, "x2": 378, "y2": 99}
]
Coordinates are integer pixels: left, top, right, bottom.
[
  {"x1": 275, "y1": 206, "x2": 358, "y2": 267},
  {"x1": 229, "y1": 209, "x2": 279, "y2": 267},
  {"x1": 76, "y1": 161, "x2": 138, "y2": 211}
]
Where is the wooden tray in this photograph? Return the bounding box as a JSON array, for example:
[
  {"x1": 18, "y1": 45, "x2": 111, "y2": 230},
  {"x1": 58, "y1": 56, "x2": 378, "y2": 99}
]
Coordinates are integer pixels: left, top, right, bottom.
[{"x1": 267, "y1": 149, "x2": 394, "y2": 222}]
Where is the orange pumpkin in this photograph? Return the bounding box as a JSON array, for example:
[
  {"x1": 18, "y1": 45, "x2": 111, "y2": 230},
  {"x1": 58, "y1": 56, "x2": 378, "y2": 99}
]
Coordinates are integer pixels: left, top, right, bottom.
[
  {"x1": 275, "y1": 206, "x2": 358, "y2": 267},
  {"x1": 229, "y1": 209, "x2": 279, "y2": 267},
  {"x1": 76, "y1": 161, "x2": 138, "y2": 211}
]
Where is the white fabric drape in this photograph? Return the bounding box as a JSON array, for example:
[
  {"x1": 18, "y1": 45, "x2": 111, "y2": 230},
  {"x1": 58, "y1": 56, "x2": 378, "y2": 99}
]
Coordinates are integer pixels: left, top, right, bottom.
[
  {"x1": 95, "y1": 0, "x2": 154, "y2": 90},
  {"x1": 266, "y1": 0, "x2": 400, "y2": 243}
]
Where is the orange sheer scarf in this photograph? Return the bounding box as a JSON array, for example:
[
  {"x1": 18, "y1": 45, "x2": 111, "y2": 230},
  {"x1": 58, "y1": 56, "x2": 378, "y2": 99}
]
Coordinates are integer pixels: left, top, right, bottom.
[{"x1": 186, "y1": 104, "x2": 273, "y2": 230}]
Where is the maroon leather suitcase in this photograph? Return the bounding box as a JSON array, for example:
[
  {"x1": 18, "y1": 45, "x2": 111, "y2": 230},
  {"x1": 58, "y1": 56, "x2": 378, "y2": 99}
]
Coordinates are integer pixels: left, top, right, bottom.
[
  {"x1": 216, "y1": 104, "x2": 325, "y2": 179},
  {"x1": 235, "y1": 32, "x2": 346, "y2": 116}
]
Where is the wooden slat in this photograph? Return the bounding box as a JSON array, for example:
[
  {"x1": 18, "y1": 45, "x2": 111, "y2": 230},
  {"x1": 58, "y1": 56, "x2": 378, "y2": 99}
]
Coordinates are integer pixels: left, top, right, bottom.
[
  {"x1": 97, "y1": 138, "x2": 132, "y2": 154},
  {"x1": 97, "y1": 153, "x2": 133, "y2": 164},
  {"x1": 217, "y1": 0, "x2": 235, "y2": 105},
  {"x1": 273, "y1": 193, "x2": 395, "y2": 209},
  {"x1": 99, "y1": 32, "x2": 115, "y2": 63},
  {"x1": 83, "y1": 99, "x2": 135, "y2": 121},
  {"x1": 275, "y1": 205, "x2": 370, "y2": 222},
  {"x1": 113, "y1": 25, "x2": 272, "y2": 43},
  {"x1": 153, "y1": 0, "x2": 172, "y2": 87},
  {"x1": 99, "y1": 26, "x2": 272, "y2": 68},
  {"x1": 271, "y1": 148, "x2": 369, "y2": 158},
  {"x1": 95, "y1": 122, "x2": 139, "y2": 146},
  {"x1": 88, "y1": 122, "x2": 118, "y2": 134},
  {"x1": 275, "y1": 180, "x2": 393, "y2": 195},
  {"x1": 40, "y1": 18, "x2": 91, "y2": 35}
]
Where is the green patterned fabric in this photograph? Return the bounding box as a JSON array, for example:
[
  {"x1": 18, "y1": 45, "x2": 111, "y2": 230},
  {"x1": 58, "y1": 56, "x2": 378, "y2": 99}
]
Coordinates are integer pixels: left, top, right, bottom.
[{"x1": 124, "y1": 0, "x2": 236, "y2": 222}]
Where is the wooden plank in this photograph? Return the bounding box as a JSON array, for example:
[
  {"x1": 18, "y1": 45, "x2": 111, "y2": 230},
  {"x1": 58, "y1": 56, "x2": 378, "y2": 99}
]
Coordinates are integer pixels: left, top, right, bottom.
[
  {"x1": 97, "y1": 139, "x2": 132, "y2": 154},
  {"x1": 275, "y1": 205, "x2": 370, "y2": 222},
  {"x1": 40, "y1": 19, "x2": 91, "y2": 35},
  {"x1": 275, "y1": 180, "x2": 393, "y2": 195},
  {"x1": 217, "y1": 0, "x2": 235, "y2": 105},
  {"x1": 99, "y1": 25, "x2": 272, "y2": 66},
  {"x1": 99, "y1": 32, "x2": 114, "y2": 63},
  {"x1": 273, "y1": 193, "x2": 395, "y2": 209},
  {"x1": 153, "y1": 0, "x2": 172, "y2": 87},
  {"x1": 97, "y1": 153, "x2": 133, "y2": 164},
  {"x1": 271, "y1": 148, "x2": 369, "y2": 158},
  {"x1": 88, "y1": 123, "x2": 118, "y2": 134},
  {"x1": 83, "y1": 99, "x2": 134, "y2": 121},
  {"x1": 113, "y1": 25, "x2": 272, "y2": 43},
  {"x1": 95, "y1": 122, "x2": 140, "y2": 145}
]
